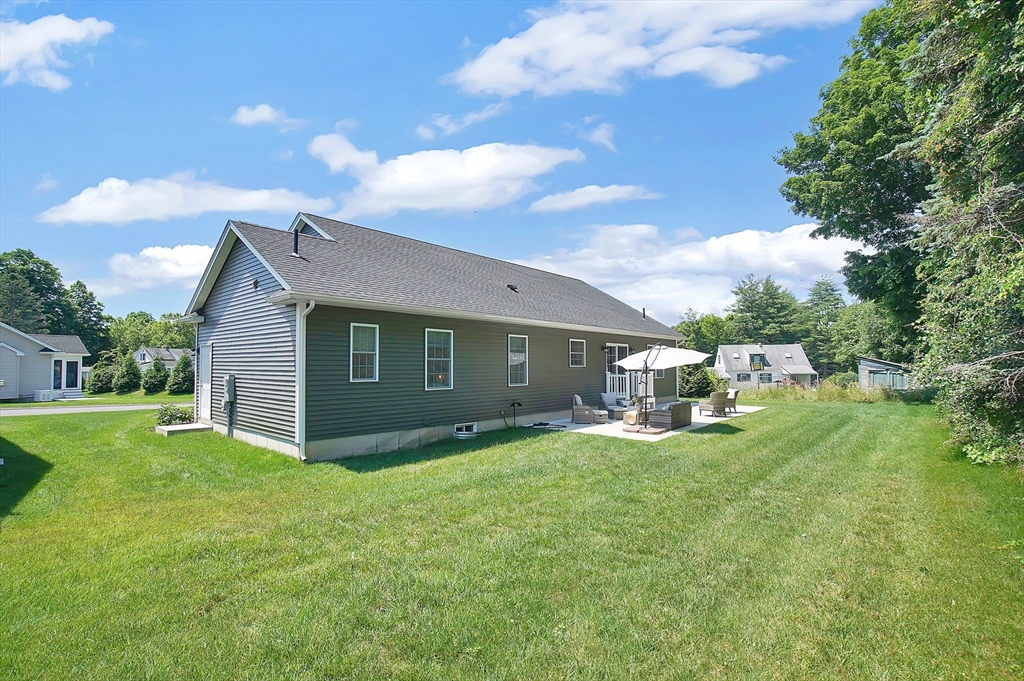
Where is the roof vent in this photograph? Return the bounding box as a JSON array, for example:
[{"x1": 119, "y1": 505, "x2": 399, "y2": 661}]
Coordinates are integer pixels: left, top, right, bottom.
[
  {"x1": 507, "y1": 284, "x2": 519, "y2": 293},
  {"x1": 732, "y1": 353, "x2": 740, "y2": 359},
  {"x1": 784, "y1": 352, "x2": 792, "y2": 358}
]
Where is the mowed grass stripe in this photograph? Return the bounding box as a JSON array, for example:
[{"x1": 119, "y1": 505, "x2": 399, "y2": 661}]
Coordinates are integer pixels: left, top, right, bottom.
[{"x1": 1, "y1": 405, "x2": 1021, "y2": 680}]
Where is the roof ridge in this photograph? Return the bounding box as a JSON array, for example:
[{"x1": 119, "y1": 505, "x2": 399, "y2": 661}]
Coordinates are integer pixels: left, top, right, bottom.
[{"x1": 301, "y1": 214, "x2": 591, "y2": 286}]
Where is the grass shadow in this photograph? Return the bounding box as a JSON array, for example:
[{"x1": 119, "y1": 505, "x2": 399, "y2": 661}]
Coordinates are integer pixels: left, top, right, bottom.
[
  {"x1": 325, "y1": 427, "x2": 551, "y2": 473},
  {"x1": 0, "y1": 436, "x2": 52, "y2": 520},
  {"x1": 691, "y1": 423, "x2": 745, "y2": 436}
]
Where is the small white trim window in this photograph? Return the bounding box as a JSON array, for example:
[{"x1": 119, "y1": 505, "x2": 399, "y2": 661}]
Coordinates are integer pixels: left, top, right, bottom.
[
  {"x1": 647, "y1": 344, "x2": 665, "y2": 379},
  {"x1": 508, "y1": 334, "x2": 529, "y2": 386},
  {"x1": 349, "y1": 323, "x2": 379, "y2": 382},
  {"x1": 425, "y1": 328, "x2": 453, "y2": 390},
  {"x1": 737, "y1": 373, "x2": 752, "y2": 383},
  {"x1": 759, "y1": 372, "x2": 773, "y2": 384},
  {"x1": 569, "y1": 338, "x2": 586, "y2": 367}
]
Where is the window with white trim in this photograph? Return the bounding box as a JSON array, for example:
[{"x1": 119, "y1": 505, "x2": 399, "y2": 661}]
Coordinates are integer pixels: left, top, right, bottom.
[
  {"x1": 425, "y1": 328, "x2": 453, "y2": 390},
  {"x1": 569, "y1": 338, "x2": 586, "y2": 367},
  {"x1": 349, "y1": 323, "x2": 378, "y2": 382},
  {"x1": 647, "y1": 344, "x2": 665, "y2": 379},
  {"x1": 737, "y1": 373, "x2": 752, "y2": 382},
  {"x1": 508, "y1": 334, "x2": 528, "y2": 386},
  {"x1": 759, "y1": 372, "x2": 772, "y2": 384}
]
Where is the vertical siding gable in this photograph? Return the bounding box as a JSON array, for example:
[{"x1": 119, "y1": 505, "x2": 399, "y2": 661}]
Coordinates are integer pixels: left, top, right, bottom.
[
  {"x1": 197, "y1": 239, "x2": 296, "y2": 441},
  {"x1": 305, "y1": 306, "x2": 676, "y2": 441}
]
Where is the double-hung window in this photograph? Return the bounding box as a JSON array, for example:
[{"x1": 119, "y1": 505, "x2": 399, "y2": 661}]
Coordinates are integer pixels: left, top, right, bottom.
[
  {"x1": 508, "y1": 334, "x2": 528, "y2": 386},
  {"x1": 569, "y1": 339, "x2": 586, "y2": 367},
  {"x1": 349, "y1": 323, "x2": 379, "y2": 382},
  {"x1": 737, "y1": 373, "x2": 751, "y2": 382},
  {"x1": 425, "y1": 328, "x2": 453, "y2": 390}
]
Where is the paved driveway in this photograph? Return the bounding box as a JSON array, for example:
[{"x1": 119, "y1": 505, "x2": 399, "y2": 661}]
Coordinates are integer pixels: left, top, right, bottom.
[{"x1": 0, "y1": 404, "x2": 191, "y2": 417}]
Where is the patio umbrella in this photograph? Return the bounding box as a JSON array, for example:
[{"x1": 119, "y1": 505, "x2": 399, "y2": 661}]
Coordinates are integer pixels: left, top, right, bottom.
[{"x1": 614, "y1": 345, "x2": 711, "y2": 429}]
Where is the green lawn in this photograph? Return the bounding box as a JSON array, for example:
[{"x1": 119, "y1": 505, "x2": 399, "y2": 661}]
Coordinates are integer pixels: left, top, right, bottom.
[
  {"x1": 1, "y1": 404, "x2": 1021, "y2": 680},
  {"x1": 0, "y1": 390, "x2": 192, "y2": 408}
]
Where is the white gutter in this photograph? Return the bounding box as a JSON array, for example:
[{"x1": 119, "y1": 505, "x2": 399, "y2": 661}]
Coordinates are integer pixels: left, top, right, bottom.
[
  {"x1": 266, "y1": 290, "x2": 683, "y2": 341},
  {"x1": 295, "y1": 300, "x2": 316, "y2": 461}
]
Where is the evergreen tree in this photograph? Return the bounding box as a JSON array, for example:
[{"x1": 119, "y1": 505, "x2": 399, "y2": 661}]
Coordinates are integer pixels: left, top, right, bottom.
[
  {"x1": 112, "y1": 354, "x2": 142, "y2": 393},
  {"x1": 142, "y1": 356, "x2": 170, "y2": 393},
  {"x1": 802, "y1": 278, "x2": 846, "y2": 376},
  {"x1": 0, "y1": 270, "x2": 47, "y2": 332},
  {"x1": 0, "y1": 249, "x2": 76, "y2": 334},
  {"x1": 67, "y1": 281, "x2": 111, "y2": 363},
  {"x1": 86, "y1": 365, "x2": 114, "y2": 394},
  {"x1": 727, "y1": 275, "x2": 808, "y2": 345},
  {"x1": 166, "y1": 352, "x2": 195, "y2": 394}
]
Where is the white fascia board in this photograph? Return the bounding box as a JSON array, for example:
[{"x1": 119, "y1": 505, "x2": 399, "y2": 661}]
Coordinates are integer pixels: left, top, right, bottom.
[
  {"x1": 185, "y1": 221, "x2": 291, "y2": 314},
  {"x1": 0, "y1": 342, "x2": 26, "y2": 356},
  {"x1": 264, "y1": 290, "x2": 683, "y2": 341},
  {"x1": 288, "y1": 213, "x2": 336, "y2": 241},
  {"x1": 0, "y1": 321, "x2": 61, "y2": 352}
]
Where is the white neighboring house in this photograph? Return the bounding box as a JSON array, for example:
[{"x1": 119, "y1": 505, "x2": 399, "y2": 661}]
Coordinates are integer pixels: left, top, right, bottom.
[
  {"x1": 714, "y1": 343, "x2": 818, "y2": 388},
  {"x1": 133, "y1": 347, "x2": 194, "y2": 373},
  {"x1": 0, "y1": 321, "x2": 90, "y2": 400}
]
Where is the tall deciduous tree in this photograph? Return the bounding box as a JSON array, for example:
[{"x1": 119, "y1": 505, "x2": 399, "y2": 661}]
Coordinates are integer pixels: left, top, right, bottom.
[
  {"x1": 727, "y1": 275, "x2": 808, "y2": 345},
  {"x1": 67, "y1": 281, "x2": 111, "y2": 362},
  {"x1": 674, "y1": 309, "x2": 735, "y2": 355},
  {"x1": 775, "y1": 1, "x2": 932, "y2": 342}
]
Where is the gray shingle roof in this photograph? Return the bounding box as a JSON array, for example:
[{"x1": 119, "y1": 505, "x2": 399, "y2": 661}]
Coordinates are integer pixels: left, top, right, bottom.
[
  {"x1": 231, "y1": 216, "x2": 681, "y2": 338},
  {"x1": 31, "y1": 333, "x2": 89, "y2": 355},
  {"x1": 716, "y1": 344, "x2": 815, "y2": 374}
]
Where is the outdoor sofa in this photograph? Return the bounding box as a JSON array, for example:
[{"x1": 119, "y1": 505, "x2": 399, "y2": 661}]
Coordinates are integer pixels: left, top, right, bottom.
[{"x1": 647, "y1": 401, "x2": 692, "y2": 430}]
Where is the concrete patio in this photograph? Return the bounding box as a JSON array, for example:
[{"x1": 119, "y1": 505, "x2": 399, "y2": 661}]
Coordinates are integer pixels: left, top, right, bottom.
[{"x1": 545, "y1": 403, "x2": 766, "y2": 442}]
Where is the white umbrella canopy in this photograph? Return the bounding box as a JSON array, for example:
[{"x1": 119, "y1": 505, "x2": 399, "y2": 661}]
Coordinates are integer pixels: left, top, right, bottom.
[{"x1": 613, "y1": 344, "x2": 710, "y2": 371}]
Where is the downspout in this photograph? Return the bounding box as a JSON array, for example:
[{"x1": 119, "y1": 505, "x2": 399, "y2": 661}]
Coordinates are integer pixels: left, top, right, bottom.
[{"x1": 295, "y1": 300, "x2": 316, "y2": 461}]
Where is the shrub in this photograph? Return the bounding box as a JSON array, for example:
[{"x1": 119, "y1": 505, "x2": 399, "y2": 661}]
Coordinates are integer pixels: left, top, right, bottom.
[
  {"x1": 678, "y1": 365, "x2": 729, "y2": 398},
  {"x1": 166, "y1": 352, "x2": 194, "y2": 394},
  {"x1": 156, "y1": 404, "x2": 194, "y2": 426},
  {"x1": 86, "y1": 364, "x2": 114, "y2": 393},
  {"x1": 824, "y1": 371, "x2": 858, "y2": 388},
  {"x1": 112, "y1": 354, "x2": 142, "y2": 393},
  {"x1": 142, "y1": 356, "x2": 169, "y2": 393}
]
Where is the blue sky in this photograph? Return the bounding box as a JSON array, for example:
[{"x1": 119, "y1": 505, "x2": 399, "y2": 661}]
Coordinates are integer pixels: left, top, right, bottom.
[{"x1": 1, "y1": 0, "x2": 874, "y2": 323}]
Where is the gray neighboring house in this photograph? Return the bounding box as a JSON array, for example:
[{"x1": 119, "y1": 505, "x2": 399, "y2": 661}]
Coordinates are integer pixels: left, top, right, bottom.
[
  {"x1": 713, "y1": 343, "x2": 818, "y2": 388},
  {"x1": 181, "y1": 213, "x2": 683, "y2": 461},
  {"x1": 133, "y1": 347, "x2": 193, "y2": 372},
  {"x1": 857, "y1": 356, "x2": 910, "y2": 389},
  {"x1": 0, "y1": 321, "x2": 89, "y2": 400}
]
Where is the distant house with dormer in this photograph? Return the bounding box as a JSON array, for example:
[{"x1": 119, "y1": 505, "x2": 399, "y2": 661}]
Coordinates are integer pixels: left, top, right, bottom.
[
  {"x1": 133, "y1": 347, "x2": 194, "y2": 372},
  {"x1": 713, "y1": 343, "x2": 817, "y2": 388}
]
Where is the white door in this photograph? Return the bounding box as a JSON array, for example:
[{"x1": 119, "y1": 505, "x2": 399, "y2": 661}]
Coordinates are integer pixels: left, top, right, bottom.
[{"x1": 199, "y1": 343, "x2": 212, "y2": 421}]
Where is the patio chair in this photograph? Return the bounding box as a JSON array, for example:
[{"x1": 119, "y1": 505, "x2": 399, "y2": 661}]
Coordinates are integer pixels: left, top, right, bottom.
[
  {"x1": 725, "y1": 389, "x2": 740, "y2": 413},
  {"x1": 648, "y1": 401, "x2": 692, "y2": 430},
  {"x1": 698, "y1": 391, "x2": 728, "y2": 417},
  {"x1": 572, "y1": 394, "x2": 608, "y2": 424},
  {"x1": 600, "y1": 392, "x2": 628, "y2": 420}
]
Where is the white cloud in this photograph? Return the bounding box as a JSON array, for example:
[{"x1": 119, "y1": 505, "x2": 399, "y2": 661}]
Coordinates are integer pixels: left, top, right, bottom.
[
  {"x1": 451, "y1": 1, "x2": 872, "y2": 96},
  {"x1": 309, "y1": 132, "x2": 584, "y2": 218},
  {"x1": 89, "y1": 244, "x2": 214, "y2": 297},
  {"x1": 37, "y1": 171, "x2": 334, "y2": 225},
  {"x1": 515, "y1": 222, "x2": 863, "y2": 323},
  {"x1": 230, "y1": 104, "x2": 307, "y2": 131},
  {"x1": 528, "y1": 184, "x2": 660, "y2": 213},
  {"x1": 0, "y1": 14, "x2": 114, "y2": 91},
  {"x1": 417, "y1": 101, "x2": 512, "y2": 138},
  {"x1": 580, "y1": 122, "x2": 615, "y2": 151},
  {"x1": 32, "y1": 173, "x2": 58, "y2": 191}
]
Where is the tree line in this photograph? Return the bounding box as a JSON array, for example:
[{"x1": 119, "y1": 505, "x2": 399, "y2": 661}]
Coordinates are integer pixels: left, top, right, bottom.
[
  {"x1": 773, "y1": 0, "x2": 1022, "y2": 465},
  {"x1": 674, "y1": 274, "x2": 905, "y2": 391},
  {"x1": 0, "y1": 249, "x2": 195, "y2": 394}
]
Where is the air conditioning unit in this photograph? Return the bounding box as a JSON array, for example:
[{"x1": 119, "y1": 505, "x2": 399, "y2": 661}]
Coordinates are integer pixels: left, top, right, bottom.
[{"x1": 34, "y1": 390, "x2": 53, "y2": 402}]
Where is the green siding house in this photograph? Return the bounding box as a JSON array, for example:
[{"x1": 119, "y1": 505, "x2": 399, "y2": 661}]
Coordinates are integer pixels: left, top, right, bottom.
[{"x1": 183, "y1": 213, "x2": 682, "y2": 461}]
